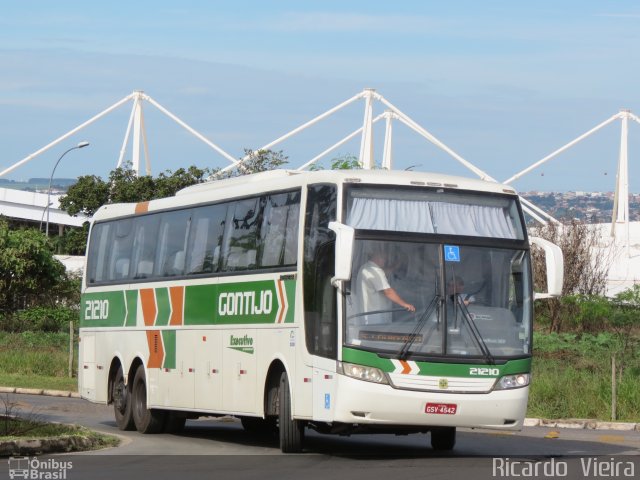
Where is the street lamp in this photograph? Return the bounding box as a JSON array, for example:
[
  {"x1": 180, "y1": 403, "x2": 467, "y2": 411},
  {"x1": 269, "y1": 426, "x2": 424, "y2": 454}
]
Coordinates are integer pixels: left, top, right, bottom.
[{"x1": 44, "y1": 141, "x2": 90, "y2": 236}]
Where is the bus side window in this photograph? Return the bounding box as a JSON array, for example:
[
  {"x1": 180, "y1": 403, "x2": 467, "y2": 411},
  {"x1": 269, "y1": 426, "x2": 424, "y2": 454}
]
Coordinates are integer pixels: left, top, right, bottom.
[
  {"x1": 131, "y1": 214, "x2": 160, "y2": 279},
  {"x1": 155, "y1": 209, "x2": 191, "y2": 277},
  {"x1": 303, "y1": 184, "x2": 337, "y2": 359},
  {"x1": 221, "y1": 197, "x2": 263, "y2": 271},
  {"x1": 260, "y1": 191, "x2": 300, "y2": 268},
  {"x1": 107, "y1": 218, "x2": 134, "y2": 281},
  {"x1": 87, "y1": 223, "x2": 111, "y2": 284},
  {"x1": 185, "y1": 203, "x2": 227, "y2": 274}
]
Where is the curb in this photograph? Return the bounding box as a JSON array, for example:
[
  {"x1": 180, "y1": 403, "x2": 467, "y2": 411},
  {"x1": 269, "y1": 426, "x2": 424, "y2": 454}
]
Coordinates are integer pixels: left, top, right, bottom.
[
  {"x1": 4, "y1": 386, "x2": 639, "y2": 432},
  {"x1": 524, "y1": 418, "x2": 639, "y2": 431},
  {"x1": 0, "y1": 386, "x2": 81, "y2": 398}
]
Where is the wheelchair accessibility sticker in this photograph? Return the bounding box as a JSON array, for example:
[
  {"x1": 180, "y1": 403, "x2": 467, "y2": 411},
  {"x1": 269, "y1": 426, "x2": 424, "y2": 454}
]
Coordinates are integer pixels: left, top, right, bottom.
[{"x1": 444, "y1": 245, "x2": 461, "y2": 262}]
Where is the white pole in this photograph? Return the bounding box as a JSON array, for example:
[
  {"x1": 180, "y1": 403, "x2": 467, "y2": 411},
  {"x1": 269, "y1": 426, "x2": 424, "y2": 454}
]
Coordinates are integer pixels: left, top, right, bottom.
[
  {"x1": 296, "y1": 113, "x2": 386, "y2": 171},
  {"x1": 132, "y1": 95, "x2": 143, "y2": 175},
  {"x1": 611, "y1": 111, "x2": 630, "y2": 254},
  {"x1": 382, "y1": 111, "x2": 394, "y2": 170},
  {"x1": 140, "y1": 102, "x2": 152, "y2": 176},
  {"x1": 117, "y1": 99, "x2": 138, "y2": 168},
  {"x1": 520, "y1": 196, "x2": 560, "y2": 224},
  {"x1": 503, "y1": 113, "x2": 621, "y2": 185},
  {"x1": 359, "y1": 88, "x2": 375, "y2": 169},
  {"x1": 395, "y1": 112, "x2": 494, "y2": 181},
  {"x1": 218, "y1": 91, "x2": 367, "y2": 176},
  {"x1": 145, "y1": 95, "x2": 240, "y2": 167},
  {"x1": 0, "y1": 93, "x2": 134, "y2": 178},
  {"x1": 257, "y1": 91, "x2": 365, "y2": 153}
]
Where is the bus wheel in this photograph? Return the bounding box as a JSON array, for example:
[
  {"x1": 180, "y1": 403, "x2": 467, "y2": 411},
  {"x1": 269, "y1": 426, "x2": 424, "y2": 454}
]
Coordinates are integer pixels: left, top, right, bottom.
[
  {"x1": 113, "y1": 367, "x2": 134, "y2": 431},
  {"x1": 131, "y1": 365, "x2": 165, "y2": 433},
  {"x1": 278, "y1": 372, "x2": 304, "y2": 453},
  {"x1": 430, "y1": 427, "x2": 456, "y2": 451}
]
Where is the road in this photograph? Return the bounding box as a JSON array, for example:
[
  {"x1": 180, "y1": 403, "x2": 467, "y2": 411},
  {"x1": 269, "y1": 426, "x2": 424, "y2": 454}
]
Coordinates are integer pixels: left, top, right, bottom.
[{"x1": 6, "y1": 393, "x2": 640, "y2": 480}]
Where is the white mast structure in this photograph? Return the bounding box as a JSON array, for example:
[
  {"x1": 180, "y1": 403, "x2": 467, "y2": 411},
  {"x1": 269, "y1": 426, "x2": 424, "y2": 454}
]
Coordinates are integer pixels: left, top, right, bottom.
[
  {"x1": 2, "y1": 88, "x2": 635, "y2": 246},
  {"x1": 503, "y1": 109, "x2": 640, "y2": 254},
  {"x1": 0, "y1": 90, "x2": 240, "y2": 180}
]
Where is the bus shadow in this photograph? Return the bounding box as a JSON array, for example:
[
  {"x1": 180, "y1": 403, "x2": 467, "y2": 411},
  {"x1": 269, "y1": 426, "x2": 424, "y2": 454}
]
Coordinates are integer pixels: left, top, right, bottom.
[{"x1": 149, "y1": 420, "x2": 638, "y2": 459}]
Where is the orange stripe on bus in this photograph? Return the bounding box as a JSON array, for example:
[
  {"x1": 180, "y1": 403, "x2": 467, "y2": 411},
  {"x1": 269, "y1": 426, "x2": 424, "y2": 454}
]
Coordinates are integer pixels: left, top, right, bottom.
[
  {"x1": 399, "y1": 360, "x2": 411, "y2": 374},
  {"x1": 140, "y1": 288, "x2": 157, "y2": 326},
  {"x1": 276, "y1": 280, "x2": 286, "y2": 323},
  {"x1": 146, "y1": 330, "x2": 164, "y2": 369},
  {"x1": 135, "y1": 201, "x2": 150, "y2": 214},
  {"x1": 169, "y1": 286, "x2": 184, "y2": 326}
]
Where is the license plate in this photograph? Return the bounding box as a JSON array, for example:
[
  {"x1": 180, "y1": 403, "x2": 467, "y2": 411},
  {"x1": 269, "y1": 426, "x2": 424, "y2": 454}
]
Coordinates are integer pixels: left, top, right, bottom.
[{"x1": 425, "y1": 403, "x2": 457, "y2": 415}]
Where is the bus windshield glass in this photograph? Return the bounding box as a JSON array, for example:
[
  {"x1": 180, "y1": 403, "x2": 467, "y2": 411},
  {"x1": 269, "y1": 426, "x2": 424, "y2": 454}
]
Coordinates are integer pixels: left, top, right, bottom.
[{"x1": 345, "y1": 239, "x2": 532, "y2": 359}]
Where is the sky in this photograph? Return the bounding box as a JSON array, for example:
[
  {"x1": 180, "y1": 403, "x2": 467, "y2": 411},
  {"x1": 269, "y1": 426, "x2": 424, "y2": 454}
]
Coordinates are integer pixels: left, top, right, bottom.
[{"x1": 1, "y1": 0, "x2": 640, "y2": 192}]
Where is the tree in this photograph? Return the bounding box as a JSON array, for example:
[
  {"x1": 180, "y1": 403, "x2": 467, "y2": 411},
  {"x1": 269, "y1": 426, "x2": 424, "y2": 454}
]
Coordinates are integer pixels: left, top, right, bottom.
[
  {"x1": 310, "y1": 153, "x2": 361, "y2": 171},
  {"x1": 531, "y1": 219, "x2": 614, "y2": 332},
  {"x1": 0, "y1": 219, "x2": 66, "y2": 313},
  {"x1": 226, "y1": 149, "x2": 288, "y2": 176},
  {"x1": 59, "y1": 164, "x2": 212, "y2": 218}
]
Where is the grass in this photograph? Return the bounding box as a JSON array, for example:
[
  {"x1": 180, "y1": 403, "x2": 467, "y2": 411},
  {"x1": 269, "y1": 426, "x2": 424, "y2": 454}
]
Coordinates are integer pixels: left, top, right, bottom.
[
  {"x1": 0, "y1": 332, "x2": 78, "y2": 392},
  {"x1": 528, "y1": 331, "x2": 640, "y2": 422}
]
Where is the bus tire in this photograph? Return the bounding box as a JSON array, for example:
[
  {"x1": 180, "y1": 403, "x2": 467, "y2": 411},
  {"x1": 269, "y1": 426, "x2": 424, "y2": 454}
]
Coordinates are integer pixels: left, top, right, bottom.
[
  {"x1": 131, "y1": 365, "x2": 165, "y2": 434},
  {"x1": 113, "y1": 367, "x2": 135, "y2": 431},
  {"x1": 278, "y1": 372, "x2": 304, "y2": 453},
  {"x1": 430, "y1": 427, "x2": 456, "y2": 451}
]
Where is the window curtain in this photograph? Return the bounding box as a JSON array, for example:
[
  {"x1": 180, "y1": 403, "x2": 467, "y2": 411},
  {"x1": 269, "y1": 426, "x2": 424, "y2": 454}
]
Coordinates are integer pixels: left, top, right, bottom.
[{"x1": 347, "y1": 197, "x2": 516, "y2": 239}]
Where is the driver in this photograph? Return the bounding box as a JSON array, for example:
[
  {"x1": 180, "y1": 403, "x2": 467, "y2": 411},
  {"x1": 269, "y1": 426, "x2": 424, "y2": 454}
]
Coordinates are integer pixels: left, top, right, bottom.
[{"x1": 354, "y1": 245, "x2": 415, "y2": 325}]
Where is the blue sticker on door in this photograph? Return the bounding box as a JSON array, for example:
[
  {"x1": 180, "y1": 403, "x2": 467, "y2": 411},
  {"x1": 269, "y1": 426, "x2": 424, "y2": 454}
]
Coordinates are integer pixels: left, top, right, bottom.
[
  {"x1": 324, "y1": 393, "x2": 331, "y2": 409},
  {"x1": 444, "y1": 245, "x2": 461, "y2": 262}
]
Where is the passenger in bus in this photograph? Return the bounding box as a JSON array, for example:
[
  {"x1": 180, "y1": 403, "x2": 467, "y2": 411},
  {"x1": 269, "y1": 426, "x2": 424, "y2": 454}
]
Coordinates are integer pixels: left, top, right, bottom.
[
  {"x1": 447, "y1": 276, "x2": 475, "y2": 306},
  {"x1": 354, "y1": 247, "x2": 415, "y2": 324}
]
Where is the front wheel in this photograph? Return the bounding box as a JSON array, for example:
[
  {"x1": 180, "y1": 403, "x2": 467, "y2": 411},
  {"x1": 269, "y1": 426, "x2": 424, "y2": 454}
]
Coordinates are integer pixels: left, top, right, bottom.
[
  {"x1": 430, "y1": 427, "x2": 456, "y2": 451},
  {"x1": 278, "y1": 372, "x2": 304, "y2": 453},
  {"x1": 113, "y1": 367, "x2": 134, "y2": 431},
  {"x1": 131, "y1": 365, "x2": 166, "y2": 433}
]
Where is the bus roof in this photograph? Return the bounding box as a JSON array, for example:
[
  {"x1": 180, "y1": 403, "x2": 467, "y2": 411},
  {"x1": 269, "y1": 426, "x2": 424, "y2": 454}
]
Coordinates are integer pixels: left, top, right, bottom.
[{"x1": 92, "y1": 169, "x2": 519, "y2": 222}]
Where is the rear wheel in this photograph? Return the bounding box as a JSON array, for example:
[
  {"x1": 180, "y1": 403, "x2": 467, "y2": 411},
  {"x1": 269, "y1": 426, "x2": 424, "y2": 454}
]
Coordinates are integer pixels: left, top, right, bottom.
[
  {"x1": 113, "y1": 367, "x2": 134, "y2": 431},
  {"x1": 430, "y1": 427, "x2": 456, "y2": 451},
  {"x1": 278, "y1": 372, "x2": 304, "y2": 453},
  {"x1": 131, "y1": 365, "x2": 166, "y2": 433}
]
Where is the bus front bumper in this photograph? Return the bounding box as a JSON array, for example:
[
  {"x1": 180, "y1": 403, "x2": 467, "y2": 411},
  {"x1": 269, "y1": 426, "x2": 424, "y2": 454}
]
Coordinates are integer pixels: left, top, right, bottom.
[{"x1": 331, "y1": 374, "x2": 529, "y2": 430}]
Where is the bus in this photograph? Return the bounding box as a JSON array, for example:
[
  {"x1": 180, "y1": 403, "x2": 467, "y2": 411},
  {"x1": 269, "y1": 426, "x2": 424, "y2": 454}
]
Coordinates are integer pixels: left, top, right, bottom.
[{"x1": 78, "y1": 169, "x2": 563, "y2": 453}]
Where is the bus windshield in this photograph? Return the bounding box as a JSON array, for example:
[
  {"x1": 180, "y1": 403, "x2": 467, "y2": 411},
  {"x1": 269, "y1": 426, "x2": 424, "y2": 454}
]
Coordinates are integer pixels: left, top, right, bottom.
[{"x1": 344, "y1": 239, "x2": 532, "y2": 360}]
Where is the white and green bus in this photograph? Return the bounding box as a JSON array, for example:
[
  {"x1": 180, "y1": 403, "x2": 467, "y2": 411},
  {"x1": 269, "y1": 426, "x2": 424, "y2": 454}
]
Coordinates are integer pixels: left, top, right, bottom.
[{"x1": 79, "y1": 169, "x2": 562, "y2": 453}]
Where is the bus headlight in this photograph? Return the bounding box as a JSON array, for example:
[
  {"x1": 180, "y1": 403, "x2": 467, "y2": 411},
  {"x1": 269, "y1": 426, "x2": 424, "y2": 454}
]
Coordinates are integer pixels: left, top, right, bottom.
[
  {"x1": 337, "y1": 362, "x2": 388, "y2": 384},
  {"x1": 494, "y1": 373, "x2": 530, "y2": 390}
]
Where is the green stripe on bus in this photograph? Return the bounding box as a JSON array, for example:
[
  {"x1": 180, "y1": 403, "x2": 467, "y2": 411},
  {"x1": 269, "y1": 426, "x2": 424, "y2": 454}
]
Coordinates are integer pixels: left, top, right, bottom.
[
  {"x1": 81, "y1": 291, "x2": 128, "y2": 328},
  {"x1": 283, "y1": 279, "x2": 296, "y2": 323},
  {"x1": 155, "y1": 288, "x2": 171, "y2": 326},
  {"x1": 341, "y1": 347, "x2": 531, "y2": 377},
  {"x1": 125, "y1": 290, "x2": 138, "y2": 327},
  {"x1": 162, "y1": 330, "x2": 176, "y2": 369},
  {"x1": 82, "y1": 278, "x2": 297, "y2": 328}
]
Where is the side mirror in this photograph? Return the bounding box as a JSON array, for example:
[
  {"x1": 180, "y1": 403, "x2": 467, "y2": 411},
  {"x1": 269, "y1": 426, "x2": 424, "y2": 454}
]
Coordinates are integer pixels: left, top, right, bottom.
[
  {"x1": 328, "y1": 221, "x2": 355, "y2": 287},
  {"x1": 530, "y1": 236, "x2": 564, "y2": 299}
]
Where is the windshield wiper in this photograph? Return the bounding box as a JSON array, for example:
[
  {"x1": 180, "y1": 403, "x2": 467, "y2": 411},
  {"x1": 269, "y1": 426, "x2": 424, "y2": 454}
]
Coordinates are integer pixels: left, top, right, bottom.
[
  {"x1": 454, "y1": 295, "x2": 494, "y2": 364},
  {"x1": 397, "y1": 294, "x2": 441, "y2": 360}
]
